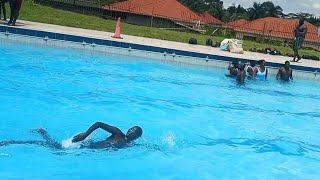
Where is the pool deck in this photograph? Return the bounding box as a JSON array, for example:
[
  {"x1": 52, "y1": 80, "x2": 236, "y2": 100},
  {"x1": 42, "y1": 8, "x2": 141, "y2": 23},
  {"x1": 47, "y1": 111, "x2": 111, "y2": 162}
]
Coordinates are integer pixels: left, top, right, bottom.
[{"x1": 1, "y1": 20, "x2": 320, "y2": 70}]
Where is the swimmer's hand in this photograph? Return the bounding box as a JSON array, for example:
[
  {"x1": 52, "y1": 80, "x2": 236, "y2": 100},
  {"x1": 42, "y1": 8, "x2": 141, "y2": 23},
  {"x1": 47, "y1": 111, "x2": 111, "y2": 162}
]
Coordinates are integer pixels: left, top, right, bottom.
[{"x1": 72, "y1": 132, "x2": 87, "y2": 143}]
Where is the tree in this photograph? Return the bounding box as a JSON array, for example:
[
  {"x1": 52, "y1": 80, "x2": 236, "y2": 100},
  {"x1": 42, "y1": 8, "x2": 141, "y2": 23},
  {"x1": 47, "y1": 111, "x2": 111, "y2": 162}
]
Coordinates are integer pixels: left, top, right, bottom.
[
  {"x1": 223, "y1": 4, "x2": 248, "y2": 22},
  {"x1": 284, "y1": 12, "x2": 320, "y2": 26},
  {"x1": 261, "y1": 1, "x2": 283, "y2": 17},
  {"x1": 247, "y1": 2, "x2": 264, "y2": 20},
  {"x1": 205, "y1": 0, "x2": 225, "y2": 20},
  {"x1": 247, "y1": 1, "x2": 283, "y2": 20},
  {"x1": 180, "y1": 0, "x2": 206, "y2": 13}
]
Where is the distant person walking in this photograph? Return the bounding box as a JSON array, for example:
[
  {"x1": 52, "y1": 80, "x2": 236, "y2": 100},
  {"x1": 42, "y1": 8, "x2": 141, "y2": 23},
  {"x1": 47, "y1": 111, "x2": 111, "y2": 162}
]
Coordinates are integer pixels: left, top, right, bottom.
[
  {"x1": 292, "y1": 18, "x2": 307, "y2": 62},
  {"x1": 7, "y1": 0, "x2": 22, "y2": 26},
  {"x1": 0, "y1": 0, "x2": 7, "y2": 21}
]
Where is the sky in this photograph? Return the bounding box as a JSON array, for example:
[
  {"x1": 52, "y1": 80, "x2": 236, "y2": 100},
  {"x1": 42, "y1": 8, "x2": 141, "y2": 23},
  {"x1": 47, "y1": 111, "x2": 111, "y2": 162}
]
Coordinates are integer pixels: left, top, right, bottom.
[{"x1": 223, "y1": 0, "x2": 320, "y2": 16}]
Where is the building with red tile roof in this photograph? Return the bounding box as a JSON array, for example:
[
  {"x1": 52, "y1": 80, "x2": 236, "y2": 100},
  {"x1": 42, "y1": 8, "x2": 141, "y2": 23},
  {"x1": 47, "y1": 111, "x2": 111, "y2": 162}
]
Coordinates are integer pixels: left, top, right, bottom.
[
  {"x1": 225, "y1": 19, "x2": 249, "y2": 29},
  {"x1": 104, "y1": 0, "x2": 199, "y2": 22},
  {"x1": 103, "y1": 0, "x2": 222, "y2": 26},
  {"x1": 226, "y1": 17, "x2": 320, "y2": 49},
  {"x1": 199, "y1": 12, "x2": 222, "y2": 24}
]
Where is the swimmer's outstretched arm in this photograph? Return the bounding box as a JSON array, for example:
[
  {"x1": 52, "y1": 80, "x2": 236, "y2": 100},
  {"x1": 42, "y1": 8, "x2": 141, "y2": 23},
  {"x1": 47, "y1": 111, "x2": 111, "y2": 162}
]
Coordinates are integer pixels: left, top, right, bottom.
[
  {"x1": 72, "y1": 122, "x2": 122, "y2": 143},
  {"x1": 0, "y1": 140, "x2": 45, "y2": 147}
]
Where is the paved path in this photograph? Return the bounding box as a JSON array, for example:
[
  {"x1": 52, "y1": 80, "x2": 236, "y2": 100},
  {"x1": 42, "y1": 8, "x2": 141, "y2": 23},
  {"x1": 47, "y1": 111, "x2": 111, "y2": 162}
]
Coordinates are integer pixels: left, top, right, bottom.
[{"x1": 2, "y1": 20, "x2": 320, "y2": 69}]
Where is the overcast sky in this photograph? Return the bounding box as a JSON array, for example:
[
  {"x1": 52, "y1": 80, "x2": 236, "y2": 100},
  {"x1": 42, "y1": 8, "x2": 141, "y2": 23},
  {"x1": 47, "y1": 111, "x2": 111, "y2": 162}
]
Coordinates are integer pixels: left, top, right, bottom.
[{"x1": 223, "y1": 0, "x2": 320, "y2": 16}]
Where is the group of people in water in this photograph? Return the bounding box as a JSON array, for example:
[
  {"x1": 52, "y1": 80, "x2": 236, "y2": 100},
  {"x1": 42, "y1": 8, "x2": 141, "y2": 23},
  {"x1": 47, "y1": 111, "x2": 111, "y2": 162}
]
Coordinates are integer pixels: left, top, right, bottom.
[{"x1": 228, "y1": 59, "x2": 293, "y2": 84}]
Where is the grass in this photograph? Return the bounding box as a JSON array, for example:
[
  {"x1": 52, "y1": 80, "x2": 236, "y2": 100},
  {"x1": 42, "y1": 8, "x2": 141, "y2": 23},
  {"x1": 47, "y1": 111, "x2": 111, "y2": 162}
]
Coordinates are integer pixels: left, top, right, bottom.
[{"x1": 15, "y1": 0, "x2": 320, "y2": 57}]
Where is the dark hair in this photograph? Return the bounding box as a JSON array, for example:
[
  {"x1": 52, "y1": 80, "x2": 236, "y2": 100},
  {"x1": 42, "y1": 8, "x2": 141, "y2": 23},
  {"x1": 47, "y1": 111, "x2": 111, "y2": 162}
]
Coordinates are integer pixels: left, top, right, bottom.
[
  {"x1": 232, "y1": 60, "x2": 239, "y2": 68},
  {"x1": 259, "y1": 59, "x2": 265, "y2": 65},
  {"x1": 126, "y1": 126, "x2": 143, "y2": 141},
  {"x1": 249, "y1": 60, "x2": 256, "y2": 67},
  {"x1": 285, "y1": 61, "x2": 290, "y2": 64},
  {"x1": 238, "y1": 63, "x2": 245, "y2": 71}
]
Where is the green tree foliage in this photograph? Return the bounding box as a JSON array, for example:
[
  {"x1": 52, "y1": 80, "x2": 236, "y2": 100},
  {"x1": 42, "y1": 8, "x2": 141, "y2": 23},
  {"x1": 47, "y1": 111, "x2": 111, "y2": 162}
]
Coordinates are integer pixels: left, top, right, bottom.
[
  {"x1": 284, "y1": 13, "x2": 320, "y2": 27},
  {"x1": 247, "y1": 1, "x2": 283, "y2": 20},
  {"x1": 223, "y1": 4, "x2": 248, "y2": 22},
  {"x1": 180, "y1": 0, "x2": 224, "y2": 19}
]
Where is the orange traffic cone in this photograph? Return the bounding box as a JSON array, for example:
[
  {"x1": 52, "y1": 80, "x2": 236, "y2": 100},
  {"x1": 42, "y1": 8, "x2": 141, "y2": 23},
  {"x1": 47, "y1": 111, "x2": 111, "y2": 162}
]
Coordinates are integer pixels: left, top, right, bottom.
[{"x1": 112, "y1": 17, "x2": 123, "y2": 39}]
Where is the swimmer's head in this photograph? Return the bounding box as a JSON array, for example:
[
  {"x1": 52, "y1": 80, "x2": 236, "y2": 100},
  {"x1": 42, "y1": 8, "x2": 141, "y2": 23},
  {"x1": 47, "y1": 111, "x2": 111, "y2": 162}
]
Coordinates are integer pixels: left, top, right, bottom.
[
  {"x1": 126, "y1": 126, "x2": 143, "y2": 141},
  {"x1": 232, "y1": 60, "x2": 239, "y2": 68},
  {"x1": 284, "y1": 61, "x2": 290, "y2": 69},
  {"x1": 238, "y1": 63, "x2": 245, "y2": 71},
  {"x1": 259, "y1": 59, "x2": 266, "y2": 67},
  {"x1": 299, "y1": 18, "x2": 305, "y2": 25},
  {"x1": 249, "y1": 60, "x2": 256, "y2": 67}
]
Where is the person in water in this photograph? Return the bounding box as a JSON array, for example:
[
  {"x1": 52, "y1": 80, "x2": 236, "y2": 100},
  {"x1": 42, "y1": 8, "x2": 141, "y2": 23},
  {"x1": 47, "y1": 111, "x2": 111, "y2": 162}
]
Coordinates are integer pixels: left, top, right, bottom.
[
  {"x1": 245, "y1": 60, "x2": 256, "y2": 79},
  {"x1": 0, "y1": 122, "x2": 143, "y2": 149},
  {"x1": 276, "y1": 61, "x2": 293, "y2": 81},
  {"x1": 228, "y1": 60, "x2": 239, "y2": 77},
  {"x1": 255, "y1": 60, "x2": 268, "y2": 80},
  {"x1": 292, "y1": 18, "x2": 307, "y2": 62},
  {"x1": 236, "y1": 63, "x2": 246, "y2": 84}
]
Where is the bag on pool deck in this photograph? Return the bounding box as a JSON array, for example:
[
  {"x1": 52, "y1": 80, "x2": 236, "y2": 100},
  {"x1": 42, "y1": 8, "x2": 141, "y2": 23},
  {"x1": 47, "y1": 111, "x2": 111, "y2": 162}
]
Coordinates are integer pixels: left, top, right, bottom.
[
  {"x1": 206, "y1": 39, "x2": 213, "y2": 46},
  {"x1": 228, "y1": 39, "x2": 244, "y2": 54},
  {"x1": 189, "y1": 38, "x2": 197, "y2": 45},
  {"x1": 220, "y1": 39, "x2": 231, "y2": 51}
]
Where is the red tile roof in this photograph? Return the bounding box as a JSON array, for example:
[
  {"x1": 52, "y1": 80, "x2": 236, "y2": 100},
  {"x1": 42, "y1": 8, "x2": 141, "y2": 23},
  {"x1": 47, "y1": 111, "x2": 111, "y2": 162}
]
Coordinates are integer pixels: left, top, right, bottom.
[
  {"x1": 225, "y1": 19, "x2": 249, "y2": 28},
  {"x1": 103, "y1": 0, "x2": 221, "y2": 24},
  {"x1": 229, "y1": 17, "x2": 320, "y2": 42},
  {"x1": 199, "y1": 12, "x2": 222, "y2": 24}
]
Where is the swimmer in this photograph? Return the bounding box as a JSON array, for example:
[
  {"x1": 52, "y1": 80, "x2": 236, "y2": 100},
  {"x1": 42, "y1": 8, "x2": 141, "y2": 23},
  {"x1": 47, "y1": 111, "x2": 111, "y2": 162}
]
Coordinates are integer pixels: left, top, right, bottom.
[
  {"x1": 236, "y1": 63, "x2": 246, "y2": 84},
  {"x1": 228, "y1": 60, "x2": 239, "y2": 77},
  {"x1": 255, "y1": 60, "x2": 268, "y2": 80},
  {"x1": 276, "y1": 61, "x2": 293, "y2": 81},
  {"x1": 245, "y1": 60, "x2": 256, "y2": 79},
  {"x1": 0, "y1": 122, "x2": 143, "y2": 149}
]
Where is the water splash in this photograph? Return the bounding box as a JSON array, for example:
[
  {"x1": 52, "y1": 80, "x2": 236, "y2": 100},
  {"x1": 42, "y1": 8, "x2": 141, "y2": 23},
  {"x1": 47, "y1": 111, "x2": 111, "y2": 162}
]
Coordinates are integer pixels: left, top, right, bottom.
[
  {"x1": 162, "y1": 132, "x2": 176, "y2": 147},
  {"x1": 0, "y1": 152, "x2": 9, "y2": 156},
  {"x1": 61, "y1": 137, "x2": 81, "y2": 149}
]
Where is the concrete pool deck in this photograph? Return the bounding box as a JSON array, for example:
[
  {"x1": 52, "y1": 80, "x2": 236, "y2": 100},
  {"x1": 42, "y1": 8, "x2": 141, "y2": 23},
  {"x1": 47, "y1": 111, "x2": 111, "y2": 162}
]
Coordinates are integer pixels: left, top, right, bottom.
[{"x1": 1, "y1": 20, "x2": 320, "y2": 70}]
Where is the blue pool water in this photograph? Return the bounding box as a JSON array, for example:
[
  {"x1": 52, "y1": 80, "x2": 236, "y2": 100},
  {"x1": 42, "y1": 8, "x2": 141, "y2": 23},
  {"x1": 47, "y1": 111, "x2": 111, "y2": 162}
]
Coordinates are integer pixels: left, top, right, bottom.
[{"x1": 0, "y1": 41, "x2": 320, "y2": 179}]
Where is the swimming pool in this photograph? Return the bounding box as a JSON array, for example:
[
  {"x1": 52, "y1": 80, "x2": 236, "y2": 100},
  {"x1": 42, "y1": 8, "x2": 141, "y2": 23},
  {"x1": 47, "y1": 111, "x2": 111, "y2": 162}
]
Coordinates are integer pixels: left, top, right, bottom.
[{"x1": 0, "y1": 40, "x2": 320, "y2": 179}]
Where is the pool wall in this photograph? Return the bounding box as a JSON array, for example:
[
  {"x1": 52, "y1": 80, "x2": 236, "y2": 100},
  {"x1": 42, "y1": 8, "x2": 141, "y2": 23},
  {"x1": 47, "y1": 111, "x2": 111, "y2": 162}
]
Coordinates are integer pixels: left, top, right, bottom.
[{"x1": 0, "y1": 25, "x2": 319, "y2": 81}]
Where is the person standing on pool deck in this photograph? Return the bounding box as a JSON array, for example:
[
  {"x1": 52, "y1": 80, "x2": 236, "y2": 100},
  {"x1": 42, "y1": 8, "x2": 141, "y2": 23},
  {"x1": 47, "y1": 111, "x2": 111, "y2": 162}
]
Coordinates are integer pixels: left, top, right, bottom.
[
  {"x1": 0, "y1": 0, "x2": 7, "y2": 21},
  {"x1": 0, "y1": 122, "x2": 143, "y2": 149},
  {"x1": 276, "y1": 61, "x2": 293, "y2": 81},
  {"x1": 7, "y1": 0, "x2": 22, "y2": 26},
  {"x1": 292, "y1": 18, "x2": 307, "y2": 62},
  {"x1": 255, "y1": 60, "x2": 268, "y2": 80}
]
